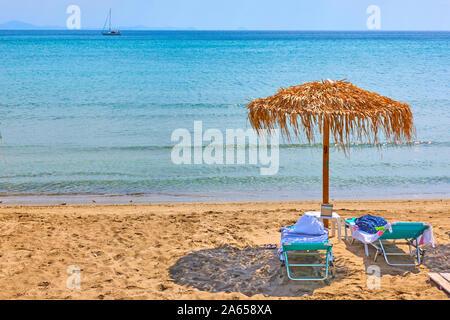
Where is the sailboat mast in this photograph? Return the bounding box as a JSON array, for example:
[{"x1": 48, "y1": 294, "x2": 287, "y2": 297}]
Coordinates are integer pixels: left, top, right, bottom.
[{"x1": 102, "y1": 8, "x2": 120, "y2": 35}]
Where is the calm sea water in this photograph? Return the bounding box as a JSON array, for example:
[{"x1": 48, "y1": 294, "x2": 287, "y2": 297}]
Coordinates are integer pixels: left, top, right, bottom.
[{"x1": 0, "y1": 30, "x2": 449, "y2": 203}]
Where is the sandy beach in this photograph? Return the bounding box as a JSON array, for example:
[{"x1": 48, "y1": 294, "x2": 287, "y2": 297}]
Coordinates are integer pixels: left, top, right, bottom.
[{"x1": 0, "y1": 198, "x2": 448, "y2": 300}]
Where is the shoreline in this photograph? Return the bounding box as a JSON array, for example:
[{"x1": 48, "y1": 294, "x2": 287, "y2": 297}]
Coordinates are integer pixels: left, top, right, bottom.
[
  {"x1": 0, "y1": 198, "x2": 448, "y2": 299},
  {"x1": 0, "y1": 197, "x2": 449, "y2": 207},
  {"x1": 0, "y1": 192, "x2": 449, "y2": 205}
]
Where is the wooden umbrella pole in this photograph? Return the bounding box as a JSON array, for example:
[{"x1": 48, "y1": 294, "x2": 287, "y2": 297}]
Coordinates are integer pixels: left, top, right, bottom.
[{"x1": 322, "y1": 118, "x2": 330, "y2": 228}]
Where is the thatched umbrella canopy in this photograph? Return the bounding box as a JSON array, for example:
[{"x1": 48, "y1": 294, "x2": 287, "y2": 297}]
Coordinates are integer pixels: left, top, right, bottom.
[{"x1": 247, "y1": 80, "x2": 415, "y2": 221}]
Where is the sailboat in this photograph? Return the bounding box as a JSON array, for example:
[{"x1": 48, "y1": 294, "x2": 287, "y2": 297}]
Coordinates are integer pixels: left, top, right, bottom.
[{"x1": 102, "y1": 9, "x2": 121, "y2": 36}]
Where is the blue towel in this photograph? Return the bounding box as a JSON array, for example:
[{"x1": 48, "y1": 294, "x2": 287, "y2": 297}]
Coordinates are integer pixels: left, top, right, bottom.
[
  {"x1": 280, "y1": 215, "x2": 329, "y2": 245},
  {"x1": 355, "y1": 215, "x2": 388, "y2": 234},
  {"x1": 291, "y1": 215, "x2": 327, "y2": 236},
  {"x1": 280, "y1": 226, "x2": 329, "y2": 244},
  {"x1": 278, "y1": 217, "x2": 329, "y2": 261}
]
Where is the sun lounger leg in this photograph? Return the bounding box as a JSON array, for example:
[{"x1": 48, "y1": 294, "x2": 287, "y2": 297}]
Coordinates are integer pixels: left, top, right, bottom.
[
  {"x1": 283, "y1": 249, "x2": 331, "y2": 281},
  {"x1": 284, "y1": 252, "x2": 293, "y2": 280},
  {"x1": 416, "y1": 239, "x2": 421, "y2": 265},
  {"x1": 370, "y1": 242, "x2": 381, "y2": 262},
  {"x1": 378, "y1": 240, "x2": 391, "y2": 265},
  {"x1": 378, "y1": 240, "x2": 422, "y2": 266}
]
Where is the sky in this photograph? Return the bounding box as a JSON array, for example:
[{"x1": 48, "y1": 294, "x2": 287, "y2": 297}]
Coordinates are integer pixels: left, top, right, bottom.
[{"x1": 0, "y1": 0, "x2": 449, "y2": 30}]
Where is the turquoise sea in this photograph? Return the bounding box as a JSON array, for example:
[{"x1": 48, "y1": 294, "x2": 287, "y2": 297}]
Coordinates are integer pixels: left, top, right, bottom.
[{"x1": 0, "y1": 30, "x2": 449, "y2": 203}]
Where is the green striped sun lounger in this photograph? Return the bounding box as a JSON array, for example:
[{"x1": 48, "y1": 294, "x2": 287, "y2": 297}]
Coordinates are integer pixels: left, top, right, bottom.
[
  {"x1": 280, "y1": 216, "x2": 335, "y2": 281},
  {"x1": 281, "y1": 242, "x2": 334, "y2": 281},
  {"x1": 375, "y1": 222, "x2": 430, "y2": 266},
  {"x1": 345, "y1": 219, "x2": 431, "y2": 266}
]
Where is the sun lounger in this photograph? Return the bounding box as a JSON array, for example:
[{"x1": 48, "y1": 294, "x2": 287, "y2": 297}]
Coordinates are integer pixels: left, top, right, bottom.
[
  {"x1": 281, "y1": 240, "x2": 334, "y2": 281},
  {"x1": 374, "y1": 222, "x2": 432, "y2": 266},
  {"x1": 345, "y1": 218, "x2": 433, "y2": 266},
  {"x1": 279, "y1": 217, "x2": 334, "y2": 281}
]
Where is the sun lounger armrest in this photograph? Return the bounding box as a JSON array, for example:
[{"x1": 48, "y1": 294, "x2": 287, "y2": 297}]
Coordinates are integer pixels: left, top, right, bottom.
[{"x1": 282, "y1": 242, "x2": 332, "y2": 252}]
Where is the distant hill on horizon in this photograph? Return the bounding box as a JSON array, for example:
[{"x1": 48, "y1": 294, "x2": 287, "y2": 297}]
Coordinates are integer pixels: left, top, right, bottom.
[
  {"x1": 2, "y1": 20, "x2": 445, "y2": 32},
  {"x1": 0, "y1": 20, "x2": 199, "y2": 31},
  {"x1": 0, "y1": 20, "x2": 63, "y2": 30}
]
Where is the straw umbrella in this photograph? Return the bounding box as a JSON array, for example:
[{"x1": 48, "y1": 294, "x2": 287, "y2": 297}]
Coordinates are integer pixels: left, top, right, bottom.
[{"x1": 247, "y1": 79, "x2": 415, "y2": 227}]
